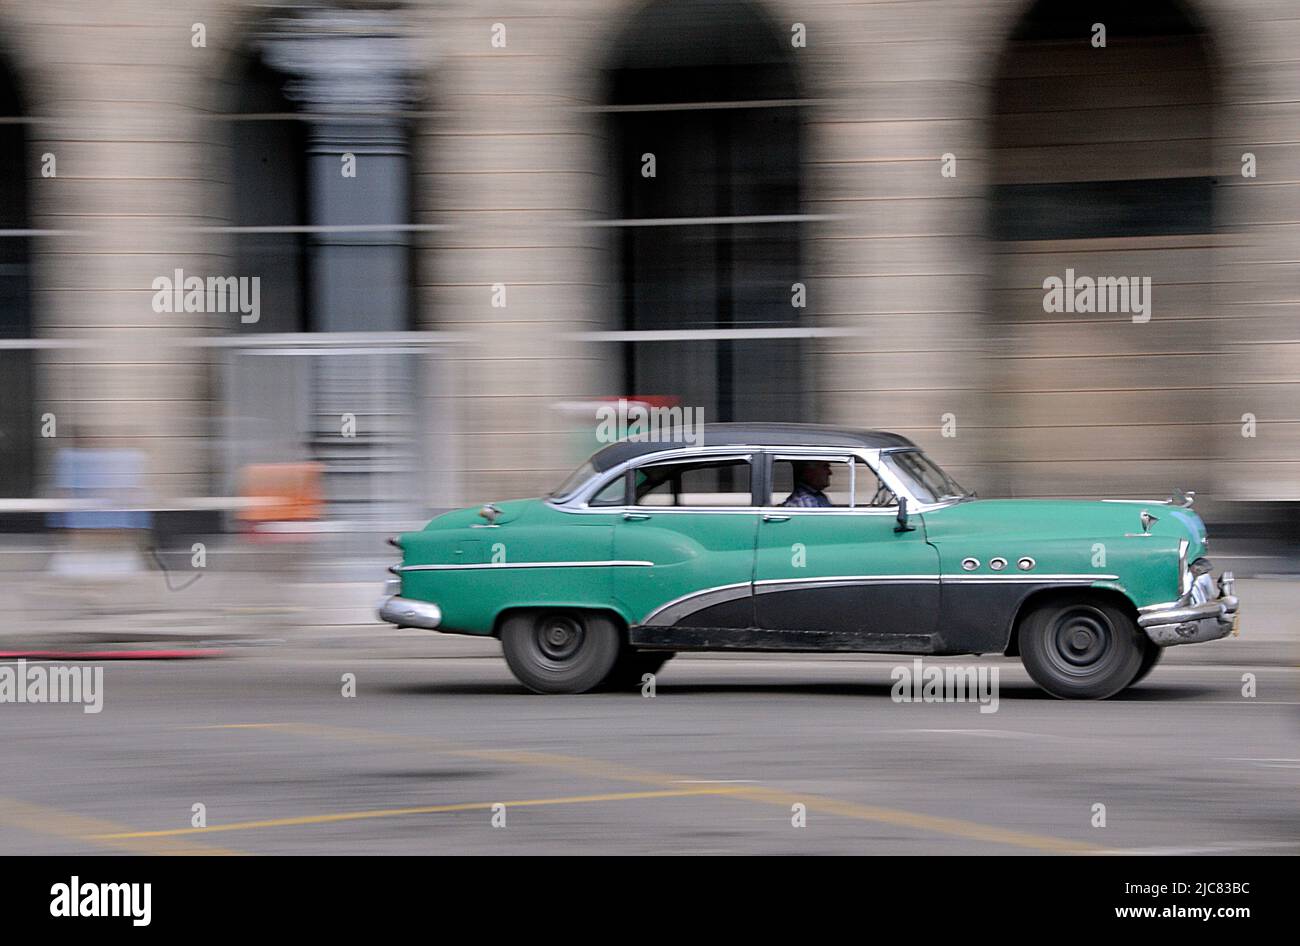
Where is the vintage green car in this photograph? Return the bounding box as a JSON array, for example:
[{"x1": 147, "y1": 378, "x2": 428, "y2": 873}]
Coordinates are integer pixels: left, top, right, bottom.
[{"x1": 379, "y1": 424, "x2": 1239, "y2": 699}]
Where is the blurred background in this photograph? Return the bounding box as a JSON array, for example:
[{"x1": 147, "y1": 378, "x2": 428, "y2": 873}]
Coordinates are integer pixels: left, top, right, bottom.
[{"x1": 0, "y1": 0, "x2": 1297, "y2": 642}]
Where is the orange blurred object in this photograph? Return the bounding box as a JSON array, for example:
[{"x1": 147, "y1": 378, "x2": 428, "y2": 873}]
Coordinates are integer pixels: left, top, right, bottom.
[{"x1": 237, "y1": 462, "x2": 324, "y2": 535}]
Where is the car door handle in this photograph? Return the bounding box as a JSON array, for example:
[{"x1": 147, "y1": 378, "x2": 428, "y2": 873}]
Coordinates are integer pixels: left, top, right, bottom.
[
  {"x1": 623, "y1": 513, "x2": 651, "y2": 521},
  {"x1": 763, "y1": 514, "x2": 790, "y2": 523}
]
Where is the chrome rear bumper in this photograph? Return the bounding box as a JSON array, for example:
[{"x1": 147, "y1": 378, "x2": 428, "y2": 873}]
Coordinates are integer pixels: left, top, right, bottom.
[{"x1": 377, "y1": 595, "x2": 442, "y2": 630}]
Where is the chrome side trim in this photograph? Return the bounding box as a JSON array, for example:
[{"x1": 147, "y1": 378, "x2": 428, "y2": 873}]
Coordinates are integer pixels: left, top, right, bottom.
[
  {"x1": 755, "y1": 574, "x2": 1113, "y2": 587},
  {"x1": 944, "y1": 574, "x2": 1117, "y2": 584},
  {"x1": 642, "y1": 582, "x2": 753, "y2": 625},
  {"x1": 639, "y1": 573, "x2": 1121, "y2": 626},
  {"x1": 551, "y1": 444, "x2": 959, "y2": 516},
  {"x1": 756, "y1": 575, "x2": 940, "y2": 590},
  {"x1": 395, "y1": 560, "x2": 654, "y2": 572},
  {"x1": 564, "y1": 506, "x2": 907, "y2": 517}
]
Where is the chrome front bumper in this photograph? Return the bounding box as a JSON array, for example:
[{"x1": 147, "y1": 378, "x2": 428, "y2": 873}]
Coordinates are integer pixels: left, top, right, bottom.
[
  {"x1": 377, "y1": 595, "x2": 442, "y2": 630},
  {"x1": 1137, "y1": 571, "x2": 1238, "y2": 647}
]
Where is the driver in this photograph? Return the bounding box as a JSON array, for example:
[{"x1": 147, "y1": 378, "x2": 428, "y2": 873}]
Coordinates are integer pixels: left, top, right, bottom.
[{"x1": 781, "y1": 460, "x2": 833, "y2": 508}]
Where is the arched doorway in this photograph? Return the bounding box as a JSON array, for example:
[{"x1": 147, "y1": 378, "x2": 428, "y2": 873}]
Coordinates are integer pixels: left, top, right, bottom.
[
  {"x1": 988, "y1": 0, "x2": 1216, "y2": 499},
  {"x1": 605, "y1": 0, "x2": 804, "y2": 423}
]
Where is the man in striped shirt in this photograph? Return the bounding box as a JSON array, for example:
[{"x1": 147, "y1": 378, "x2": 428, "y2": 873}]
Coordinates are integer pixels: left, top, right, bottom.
[{"x1": 781, "y1": 460, "x2": 834, "y2": 508}]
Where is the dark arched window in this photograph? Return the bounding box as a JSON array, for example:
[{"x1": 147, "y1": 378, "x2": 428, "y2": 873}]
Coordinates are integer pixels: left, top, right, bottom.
[
  {"x1": 992, "y1": 0, "x2": 1214, "y2": 242},
  {"x1": 228, "y1": 47, "x2": 310, "y2": 333},
  {"x1": 606, "y1": 0, "x2": 804, "y2": 423},
  {"x1": 988, "y1": 0, "x2": 1216, "y2": 498},
  {"x1": 0, "y1": 49, "x2": 32, "y2": 498}
]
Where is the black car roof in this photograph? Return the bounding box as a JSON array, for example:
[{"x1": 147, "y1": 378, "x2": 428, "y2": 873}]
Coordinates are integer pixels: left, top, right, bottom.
[{"x1": 590, "y1": 423, "x2": 919, "y2": 471}]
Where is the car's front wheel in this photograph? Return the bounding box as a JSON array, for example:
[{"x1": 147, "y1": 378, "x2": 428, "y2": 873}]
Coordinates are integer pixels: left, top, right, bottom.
[
  {"x1": 500, "y1": 610, "x2": 622, "y2": 694},
  {"x1": 1018, "y1": 597, "x2": 1145, "y2": 699},
  {"x1": 1130, "y1": 640, "x2": 1164, "y2": 685}
]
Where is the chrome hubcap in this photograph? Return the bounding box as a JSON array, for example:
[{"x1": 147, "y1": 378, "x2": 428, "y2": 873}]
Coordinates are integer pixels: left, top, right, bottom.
[
  {"x1": 1049, "y1": 607, "x2": 1113, "y2": 673},
  {"x1": 535, "y1": 616, "x2": 584, "y2": 661}
]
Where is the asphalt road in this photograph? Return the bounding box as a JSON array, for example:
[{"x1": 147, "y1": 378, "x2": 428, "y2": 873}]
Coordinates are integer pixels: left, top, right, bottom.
[{"x1": 1, "y1": 634, "x2": 1296, "y2": 856}]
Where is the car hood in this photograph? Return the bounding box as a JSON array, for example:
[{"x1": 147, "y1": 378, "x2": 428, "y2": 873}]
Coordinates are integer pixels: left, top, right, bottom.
[
  {"x1": 922, "y1": 498, "x2": 1207, "y2": 551},
  {"x1": 423, "y1": 498, "x2": 538, "y2": 529}
]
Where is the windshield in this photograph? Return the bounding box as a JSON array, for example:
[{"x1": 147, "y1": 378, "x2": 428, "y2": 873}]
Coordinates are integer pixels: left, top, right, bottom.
[
  {"x1": 881, "y1": 450, "x2": 970, "y2": 504},
  {"x1": 549, "y1": 460, "x2": 599, "y2": 500}
]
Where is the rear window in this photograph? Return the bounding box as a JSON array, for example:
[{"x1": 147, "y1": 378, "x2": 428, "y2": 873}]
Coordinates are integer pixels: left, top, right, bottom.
[{"x1": 633, "y1": 458, "x2": 753, "y2": 507}]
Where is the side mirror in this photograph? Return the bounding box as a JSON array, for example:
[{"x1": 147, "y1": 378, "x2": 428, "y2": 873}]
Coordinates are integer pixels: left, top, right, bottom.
[{"x1": 894, "y1": 496, "x2": 915, "y2": 533}]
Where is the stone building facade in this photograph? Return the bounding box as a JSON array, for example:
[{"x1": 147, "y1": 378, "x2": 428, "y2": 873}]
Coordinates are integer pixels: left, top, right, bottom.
[{"x1": 0, "y1": 0, "x2": 1296, "y2": 526}]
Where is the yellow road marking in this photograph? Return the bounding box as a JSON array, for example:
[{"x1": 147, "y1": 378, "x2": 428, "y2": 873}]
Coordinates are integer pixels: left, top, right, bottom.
[
  {"x1": 0, "y1": 795, "x2": 243, "y2": 856},
  {"x1": 202, "y1": 721, "x2": 1106, "y2": 853},
  {"x1": 725, "y1": 785, "x2": 1101, "y2": 853},
  {"x1": 88, "y1": 787, "x2": 741, "y2": 840}
]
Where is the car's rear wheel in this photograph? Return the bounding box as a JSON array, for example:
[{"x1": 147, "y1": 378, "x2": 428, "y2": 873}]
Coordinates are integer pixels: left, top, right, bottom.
[
  {"x1": 500, "y1": 610, "x2": 621, "y2": 694},
  {"x1": 1018, "y1": 597, "x2": 1145, "y2": 699},
  {"x1": 1131, "y1": 640, "x2": 1164, "y2": 685}
]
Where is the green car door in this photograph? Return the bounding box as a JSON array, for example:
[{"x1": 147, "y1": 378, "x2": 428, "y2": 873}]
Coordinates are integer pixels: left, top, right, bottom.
[
  {"x1": 612, "y1": 453, "x2": 760, "y2": 631},
  {"x1": 752, "y1": 453, "x2": 941, "y2": 651}
]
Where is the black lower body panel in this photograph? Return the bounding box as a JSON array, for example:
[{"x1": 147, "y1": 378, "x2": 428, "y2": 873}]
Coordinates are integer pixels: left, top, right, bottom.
[{"x1": 629, "y1": 624, "x2": 942, "y2": 654}]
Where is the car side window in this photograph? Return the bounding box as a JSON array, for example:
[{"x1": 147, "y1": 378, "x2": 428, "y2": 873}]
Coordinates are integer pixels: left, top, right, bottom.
[
  {"x1": 854, "y1": 457, "x2": 897, "y2": 507},
  {"x1": 769, "y1": 456, "x2": 852, "y2": 508},
  {"x1": 633, "y1": 458, "x2": 753, "y2": 507},
  {"x1": 588, "y1": 472, "x2": 628, "y2": 507}
]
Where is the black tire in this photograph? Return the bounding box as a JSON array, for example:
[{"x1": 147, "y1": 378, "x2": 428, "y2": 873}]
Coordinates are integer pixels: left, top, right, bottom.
[
  {"x1": 1018, "y1": 597, "x2": 1145, "y2": 699},
  {"x1": 500, "y1": 610, "x2": 622, "y2": 694},
  {"x1": 598, "y1": 651, "x2": 674, "y2": 692},
  {"x1": 1131, "y1": 641, "x2": 1164, "y2": 685}
]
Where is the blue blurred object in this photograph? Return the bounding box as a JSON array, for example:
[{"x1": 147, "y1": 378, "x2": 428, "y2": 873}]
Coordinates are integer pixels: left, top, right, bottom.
[{"x1": 49, "y1": 446, "x2": 152, "y2": 530}]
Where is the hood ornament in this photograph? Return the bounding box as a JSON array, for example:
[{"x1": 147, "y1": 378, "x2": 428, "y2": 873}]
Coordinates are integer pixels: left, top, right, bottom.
[
  {"x1": 478, "y1": 503, "x2": 502, "y2": 525},
  {"x1": 1139, "y1": 510, "x2": 1158, "y2": 534}
]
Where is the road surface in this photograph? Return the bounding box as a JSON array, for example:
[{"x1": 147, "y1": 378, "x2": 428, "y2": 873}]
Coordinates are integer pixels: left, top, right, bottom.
[{"x1": 1, "y1": 633, "x2": 1295, "y2": 855}]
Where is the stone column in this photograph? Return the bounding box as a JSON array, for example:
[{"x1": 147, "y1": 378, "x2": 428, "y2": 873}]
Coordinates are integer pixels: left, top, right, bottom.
[
  {"x1": 257, "y1": 9, "x2": 422, "y2": 526},
  {"x1": 259, "y1": 7, "x2": 420, "y2": 333}
]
